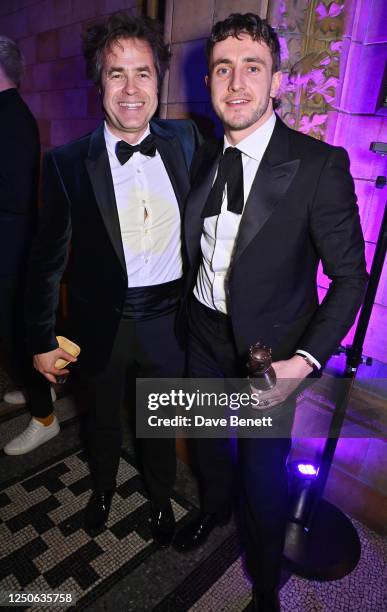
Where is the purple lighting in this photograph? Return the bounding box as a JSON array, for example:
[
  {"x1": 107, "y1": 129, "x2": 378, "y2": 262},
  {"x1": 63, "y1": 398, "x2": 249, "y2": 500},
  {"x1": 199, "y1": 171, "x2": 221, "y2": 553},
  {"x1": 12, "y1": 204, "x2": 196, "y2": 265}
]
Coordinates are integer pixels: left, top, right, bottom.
[{"x1": 297, "y1": 463, "x2": 319, "y2": 477}]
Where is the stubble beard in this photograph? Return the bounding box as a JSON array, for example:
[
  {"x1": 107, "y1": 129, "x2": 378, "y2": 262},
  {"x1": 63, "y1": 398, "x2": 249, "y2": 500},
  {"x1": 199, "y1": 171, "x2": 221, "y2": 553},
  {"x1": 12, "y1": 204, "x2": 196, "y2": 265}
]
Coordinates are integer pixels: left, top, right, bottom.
[{"x1": 218, "y1": 95, "x2": 272, "y2": 132}]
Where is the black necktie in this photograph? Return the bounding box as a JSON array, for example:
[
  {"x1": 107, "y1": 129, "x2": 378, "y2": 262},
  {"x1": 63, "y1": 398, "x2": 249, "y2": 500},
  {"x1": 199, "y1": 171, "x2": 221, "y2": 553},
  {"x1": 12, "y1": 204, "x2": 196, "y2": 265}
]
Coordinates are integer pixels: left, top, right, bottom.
[
  {"x1": 201, "y1": 147, "x2": 244, "y2": 218},
  {"x1": 115, "y1": 134, "x2": 157, "y2": 165}
]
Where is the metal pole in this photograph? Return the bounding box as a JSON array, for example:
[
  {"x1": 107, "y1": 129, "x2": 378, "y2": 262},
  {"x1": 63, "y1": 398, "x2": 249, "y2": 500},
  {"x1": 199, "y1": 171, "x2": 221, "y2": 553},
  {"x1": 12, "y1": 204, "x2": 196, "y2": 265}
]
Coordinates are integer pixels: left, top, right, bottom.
[
  {"x1": 285, "y1": 201, "x2": 386, "y2": 579},
  {"x1": 305, "y1": 201, "x2": 387, "y2": 531}
]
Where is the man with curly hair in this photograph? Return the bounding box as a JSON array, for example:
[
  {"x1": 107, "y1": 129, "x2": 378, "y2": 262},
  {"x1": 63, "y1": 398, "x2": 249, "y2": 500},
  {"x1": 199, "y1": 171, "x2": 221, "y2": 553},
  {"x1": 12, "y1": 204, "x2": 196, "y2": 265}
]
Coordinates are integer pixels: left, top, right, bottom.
[{"x1": 25, "y1": 12, "x2": 200, "y2": 546}]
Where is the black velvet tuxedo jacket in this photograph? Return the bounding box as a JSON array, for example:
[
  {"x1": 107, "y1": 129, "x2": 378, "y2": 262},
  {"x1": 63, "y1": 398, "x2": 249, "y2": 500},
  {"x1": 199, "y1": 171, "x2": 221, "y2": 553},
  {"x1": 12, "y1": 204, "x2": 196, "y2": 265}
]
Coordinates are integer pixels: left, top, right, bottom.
[
  {"x1": 25, "y1": 119, "x2": 201, "y2": 374},
  {"x1": 183, "y1": 117, "x2": 367, "y2": 367}
]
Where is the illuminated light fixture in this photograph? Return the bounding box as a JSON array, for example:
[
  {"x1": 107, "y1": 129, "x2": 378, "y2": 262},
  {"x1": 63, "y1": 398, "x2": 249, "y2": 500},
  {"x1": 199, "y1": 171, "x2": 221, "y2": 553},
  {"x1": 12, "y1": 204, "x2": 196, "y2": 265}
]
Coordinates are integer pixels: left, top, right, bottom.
[
  {"x1": 287, "y1": 461, "x2": 319, "y2": 526},
  {"x1": 297, "y1": 463, "x2": 318, "y2": 477}
]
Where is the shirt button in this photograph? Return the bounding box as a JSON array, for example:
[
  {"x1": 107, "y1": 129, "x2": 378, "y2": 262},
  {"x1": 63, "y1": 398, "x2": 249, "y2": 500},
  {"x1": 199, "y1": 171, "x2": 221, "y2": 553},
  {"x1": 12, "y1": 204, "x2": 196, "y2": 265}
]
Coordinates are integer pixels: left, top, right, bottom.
[
  {"x1": 145, "y1": 258, "x2": 149, "y2": 263},
  {"x1": 142, "y1": 199, "x2": 146, "y2": 204},
  {"x1": 137, "y1": 169, "x2": 141, "y2": 174}
]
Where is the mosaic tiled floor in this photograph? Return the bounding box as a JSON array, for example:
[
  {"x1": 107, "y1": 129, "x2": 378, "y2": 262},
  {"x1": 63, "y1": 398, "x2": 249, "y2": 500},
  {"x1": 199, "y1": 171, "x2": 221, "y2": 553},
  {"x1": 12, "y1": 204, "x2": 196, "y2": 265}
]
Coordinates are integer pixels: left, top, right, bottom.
[
  {"x1": 0, "y1": 448, "x2": 195, "y2": 610},
  {"x1": 280, "y1": 522, "x2": 387, "y2": 612},
  {"x1": 0, "y1": 370, "x2": 385, "y2": 611},
  {"x1": 155, "y1": 522, "x2": 386, "y2": 611}
]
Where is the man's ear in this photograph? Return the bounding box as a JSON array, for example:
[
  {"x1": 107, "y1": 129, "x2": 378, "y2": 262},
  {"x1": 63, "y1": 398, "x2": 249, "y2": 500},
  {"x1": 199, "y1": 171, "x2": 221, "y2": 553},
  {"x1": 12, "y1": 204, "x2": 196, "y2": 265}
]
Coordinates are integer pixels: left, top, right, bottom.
[
  {"x1": 204, "y1": 74, "x2": 209, "y2": 89},
  {"x1": 270, "y1": 71, "x2": 282, "y2": 98}
]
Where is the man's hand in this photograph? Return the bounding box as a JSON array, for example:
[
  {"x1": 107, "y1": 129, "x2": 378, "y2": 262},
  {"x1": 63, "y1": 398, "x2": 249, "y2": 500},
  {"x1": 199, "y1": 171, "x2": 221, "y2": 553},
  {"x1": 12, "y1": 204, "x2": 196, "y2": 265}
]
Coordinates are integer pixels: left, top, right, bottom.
[
  {"x1": 250, "y1": 355, "x2": 313, "y2": 410},
  {"x1": 33, "y1": 348, "x2": 78, "y2": 384}
]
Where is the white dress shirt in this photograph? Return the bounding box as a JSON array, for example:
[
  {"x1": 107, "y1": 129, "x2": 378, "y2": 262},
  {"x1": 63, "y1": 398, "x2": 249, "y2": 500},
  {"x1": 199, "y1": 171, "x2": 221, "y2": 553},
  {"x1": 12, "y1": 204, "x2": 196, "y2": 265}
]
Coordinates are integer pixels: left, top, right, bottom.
[
  {"x1": 194, "y1": 113, "x2": 320, "y2": 369},
  {"x1": 194, "y1": 113, "x2": 276, "y2": 312},
  {"x1": 104, "y1": 123, "x2": 182, "y2": 287}
]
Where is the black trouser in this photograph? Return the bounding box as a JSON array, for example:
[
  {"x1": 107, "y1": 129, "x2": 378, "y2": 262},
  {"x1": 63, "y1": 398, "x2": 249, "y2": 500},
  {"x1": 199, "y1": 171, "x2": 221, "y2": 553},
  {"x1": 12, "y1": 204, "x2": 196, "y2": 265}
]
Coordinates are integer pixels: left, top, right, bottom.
[
  {"x1": 86, "y1": 308, "x2": 184, "y2": 508},
  {"x1": 0, "y1": 276, "x2": 53, "y2": 417},
  {"x1": 188, "y1": 297, "x2": 295, "y2": 592}
]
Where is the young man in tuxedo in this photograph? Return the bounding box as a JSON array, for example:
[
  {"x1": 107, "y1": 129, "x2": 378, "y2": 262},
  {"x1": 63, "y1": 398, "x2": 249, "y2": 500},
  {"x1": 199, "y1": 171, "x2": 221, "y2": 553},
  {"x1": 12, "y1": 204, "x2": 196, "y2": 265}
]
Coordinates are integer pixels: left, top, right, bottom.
[
  {"x1": 0, "y1": 36, "x2": 57, "y2": 455},
  {"x1": 25, "y1": 12, "x2": 200, "y2": 546},
  {"x1": 174, "y1": 13, "x2": 367, "y2": 611}
]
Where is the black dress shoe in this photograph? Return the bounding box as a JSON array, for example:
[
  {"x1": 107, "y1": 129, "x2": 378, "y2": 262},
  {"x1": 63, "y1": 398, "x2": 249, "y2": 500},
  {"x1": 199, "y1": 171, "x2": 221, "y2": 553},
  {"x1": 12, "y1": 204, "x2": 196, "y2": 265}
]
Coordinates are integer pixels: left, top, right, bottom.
[
  {"x1": 173, "y1": 509, "x2": 231, "y2": 552},
  {"x1": 149, "y1": 501, "x2": 176, "y2": 548},
  {"x1": 252, "y1": 589, "x2": 280, "y2": 612},
  {"x1": 84, "y1": 489, "x2": 115, "y2": 535}
]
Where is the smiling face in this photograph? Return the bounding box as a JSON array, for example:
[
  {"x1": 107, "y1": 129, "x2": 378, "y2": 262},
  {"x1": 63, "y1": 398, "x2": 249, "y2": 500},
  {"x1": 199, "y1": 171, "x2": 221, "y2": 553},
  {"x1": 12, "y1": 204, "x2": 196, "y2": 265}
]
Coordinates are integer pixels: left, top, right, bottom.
[
  {"x1": 206, "y1": 33, "x2": 281, "y2": 144},
  {"x1": 100, "y1": 37, "x2": 158, "y2": 143}
]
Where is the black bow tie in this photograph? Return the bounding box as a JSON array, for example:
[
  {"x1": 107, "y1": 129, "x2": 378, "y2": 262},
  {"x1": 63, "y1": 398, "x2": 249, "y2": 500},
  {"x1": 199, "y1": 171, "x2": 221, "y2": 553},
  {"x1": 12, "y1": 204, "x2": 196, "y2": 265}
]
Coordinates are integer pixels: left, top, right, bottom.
[
  {"x1": 201, "y1": 147, "x2": 244, "y2": 218},
  {"x1": 115, "y1": 134, "x2": 157, "y2": 165}
]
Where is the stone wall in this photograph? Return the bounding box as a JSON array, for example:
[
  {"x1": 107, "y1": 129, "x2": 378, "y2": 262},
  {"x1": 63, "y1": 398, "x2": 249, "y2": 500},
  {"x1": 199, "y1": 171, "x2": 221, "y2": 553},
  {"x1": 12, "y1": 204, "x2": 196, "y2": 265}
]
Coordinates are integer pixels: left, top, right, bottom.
[
  {"x1": 161, "y1": 0, "x2": 387, "y2": 364},
  {"x1": 325, "y1": 0, "x2": 387, "y2": 363},
  {"x1": 159, "y1": 0, "x2": 268, "y2": 134},
  {"x1": 0, "y1": 0, "x2": 143, "y2": 149}
]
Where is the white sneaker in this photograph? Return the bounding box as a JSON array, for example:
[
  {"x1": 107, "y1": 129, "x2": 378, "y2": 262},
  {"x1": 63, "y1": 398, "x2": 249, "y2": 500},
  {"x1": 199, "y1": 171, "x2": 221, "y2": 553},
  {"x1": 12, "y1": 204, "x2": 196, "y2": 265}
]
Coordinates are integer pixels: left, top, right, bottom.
[
  {"x1": 3, "y1": 416, "x2": 60, "y2": 455},
  {"x1": 3, "y1": 387, "x2": 57, "y2": 405}
]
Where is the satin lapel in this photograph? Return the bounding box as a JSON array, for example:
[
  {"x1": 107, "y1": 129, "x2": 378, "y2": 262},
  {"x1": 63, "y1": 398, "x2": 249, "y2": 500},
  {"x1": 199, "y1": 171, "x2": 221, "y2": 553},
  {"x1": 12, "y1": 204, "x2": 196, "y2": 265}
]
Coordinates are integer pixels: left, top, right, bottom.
[
  {"x1": 85, "y1": 124, "x2": 126, "y2": 273},
  {"x1": 233, "y1": 120, "x2": 300, "y2": 266},
  {"x1": 152, "y1": 131, "x2": 190, "y2": 213},
  {"x1": 184, "y1": 142, "x2": 222, "y2": 266}
]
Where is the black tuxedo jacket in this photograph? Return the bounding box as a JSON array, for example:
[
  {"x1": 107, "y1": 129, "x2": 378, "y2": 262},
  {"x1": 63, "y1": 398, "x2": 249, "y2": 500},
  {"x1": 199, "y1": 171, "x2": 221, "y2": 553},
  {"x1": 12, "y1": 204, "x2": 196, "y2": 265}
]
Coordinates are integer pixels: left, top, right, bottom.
[
  {"x1": 25, "y1": 119, "x2": 201, "y2": 374},
  {"x1": 183, "y1": 117, "x2": 367, "y2": 367},
  {"x1": 0, "y1": 88, "x2": 40, "y2": 279}
]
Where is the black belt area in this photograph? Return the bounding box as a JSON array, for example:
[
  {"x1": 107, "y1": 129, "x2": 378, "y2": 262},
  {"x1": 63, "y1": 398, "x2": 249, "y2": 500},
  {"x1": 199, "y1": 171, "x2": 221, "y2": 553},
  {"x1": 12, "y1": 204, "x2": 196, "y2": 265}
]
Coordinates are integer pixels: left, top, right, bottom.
[
  {"x1": 190, "y1": 295, "x2": 234, "y2": 335},
  {"x1": 123, "y1": 278, "x2": 182, "y2": 321}
]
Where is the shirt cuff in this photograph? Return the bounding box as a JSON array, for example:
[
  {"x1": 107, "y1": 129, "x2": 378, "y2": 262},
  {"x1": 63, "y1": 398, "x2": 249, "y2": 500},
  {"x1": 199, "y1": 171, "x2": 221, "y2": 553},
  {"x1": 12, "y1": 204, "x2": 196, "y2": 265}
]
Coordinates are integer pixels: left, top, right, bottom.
[{"x1": 295, "y1": 350, "x2": 321, "y2": 370}]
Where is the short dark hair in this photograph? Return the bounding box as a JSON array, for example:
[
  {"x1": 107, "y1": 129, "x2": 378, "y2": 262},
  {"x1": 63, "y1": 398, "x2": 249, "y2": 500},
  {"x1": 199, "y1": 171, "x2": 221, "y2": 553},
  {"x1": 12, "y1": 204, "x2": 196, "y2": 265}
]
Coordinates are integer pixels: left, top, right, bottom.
[
  {"x1": 0, "y1": 36, "x2": 24, "y2": 87},
  {"x1": 82, "y1": 11, "x2": 171, "y2": 87},
  {"x1": 206, "y1": 13, "x2": 281, "y2": 73}
]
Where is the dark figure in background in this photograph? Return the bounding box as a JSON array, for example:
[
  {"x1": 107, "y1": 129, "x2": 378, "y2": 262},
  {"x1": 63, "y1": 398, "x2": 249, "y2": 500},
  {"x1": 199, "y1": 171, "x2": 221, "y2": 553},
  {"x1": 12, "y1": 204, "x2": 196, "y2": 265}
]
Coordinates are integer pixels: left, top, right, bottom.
[
  {"x1": 174, "y1": 13, "x2": 367, "y2": 611},
  {"x1": 0, "y1": 36, "x2": 57, "y2": 456},
  {"x1": 25, "y1": 13, "x2": 200, "y2": 545}
]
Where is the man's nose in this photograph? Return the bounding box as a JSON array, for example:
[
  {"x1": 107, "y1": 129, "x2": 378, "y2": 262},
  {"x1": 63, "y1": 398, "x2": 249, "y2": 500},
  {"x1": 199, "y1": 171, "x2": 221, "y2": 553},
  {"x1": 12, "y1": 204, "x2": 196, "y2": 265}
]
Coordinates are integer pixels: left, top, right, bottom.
[
  {"x1": 228, "y1": 67, "x2": 245, "y2": 92},
  {"x1": 123, "y1": 75, "x2": 137, "y2": 94}
]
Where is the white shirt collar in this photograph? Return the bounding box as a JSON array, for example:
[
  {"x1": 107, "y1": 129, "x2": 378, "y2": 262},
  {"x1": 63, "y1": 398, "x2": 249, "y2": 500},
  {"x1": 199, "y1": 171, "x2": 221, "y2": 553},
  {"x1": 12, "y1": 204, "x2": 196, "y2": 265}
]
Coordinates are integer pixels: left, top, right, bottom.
[
  {"x1": 104, "y1": 121, "x2": 151, "y2": 158},
  {"x1": 223, "y1": 112, "x2": 276, "y2": 160}
]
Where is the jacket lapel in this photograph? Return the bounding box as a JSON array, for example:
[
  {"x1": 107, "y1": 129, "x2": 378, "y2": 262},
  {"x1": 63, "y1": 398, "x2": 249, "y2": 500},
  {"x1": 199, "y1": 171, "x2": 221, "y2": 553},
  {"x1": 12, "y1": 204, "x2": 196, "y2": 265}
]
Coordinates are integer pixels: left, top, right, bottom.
[
  {"x1": 85, "y1": 124, "x2": 126, "y2": 273},
  {"x1": 151, "y1": 121, "x2": 190, "y2": 213},
  {"x1": 233, "y1": 119, "x2": 300, "y2": 266},
  {"x1": 184, "y1": 140, "x2": 222, "y2": 266},
  {"x1": 84, "y1": 120, "x2": 194, "y2": 275}
]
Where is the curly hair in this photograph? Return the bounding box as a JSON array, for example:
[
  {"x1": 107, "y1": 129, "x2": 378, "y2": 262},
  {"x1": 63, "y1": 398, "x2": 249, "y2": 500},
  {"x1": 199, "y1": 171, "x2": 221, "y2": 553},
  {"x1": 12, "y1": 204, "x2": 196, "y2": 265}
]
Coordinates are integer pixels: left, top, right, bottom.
[
  {"x1": 206, "y1": 13, "x2": 281, "y2": 73},
  {"x1": 0, "y1": 36, "x2": 24, "y2": 87},
  {"x1": 82, "y1": 11, "x2": 171, "y2": 87}
]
